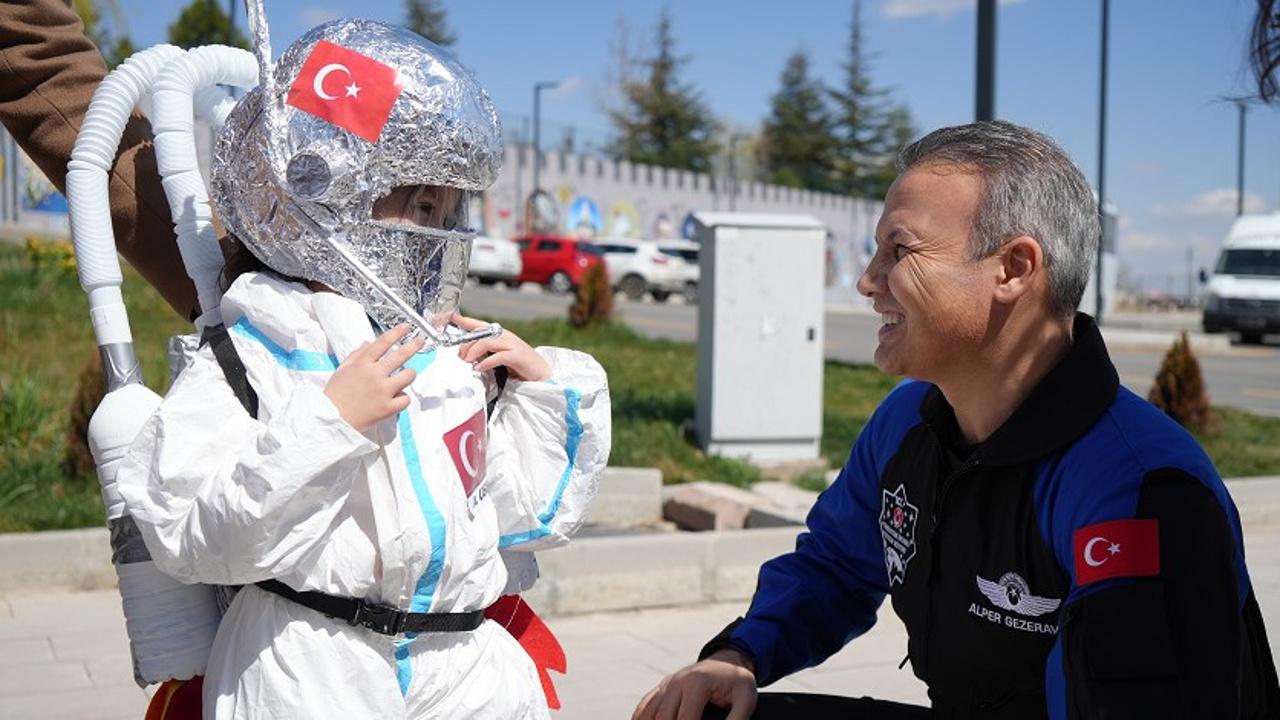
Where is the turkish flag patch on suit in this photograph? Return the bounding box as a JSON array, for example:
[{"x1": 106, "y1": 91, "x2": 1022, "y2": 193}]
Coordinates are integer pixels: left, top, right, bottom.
[
  {"x1": 286, "y1": 40, "x2": 403, "y2": 142},
  {"x1": 1072, "y1": 519, "x2": 1160, "y2": 586},
  {"x1": 443, "y1": 410, "x2": 487, "y2": 516}
]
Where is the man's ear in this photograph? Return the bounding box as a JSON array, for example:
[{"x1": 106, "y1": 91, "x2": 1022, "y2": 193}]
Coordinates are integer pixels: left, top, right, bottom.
[{"x1": 993, "y1": 235, "x2": 1043, "y2": 304}]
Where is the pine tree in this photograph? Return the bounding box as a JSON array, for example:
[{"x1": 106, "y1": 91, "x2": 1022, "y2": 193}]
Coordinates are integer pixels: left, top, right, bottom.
[
  {"x1": 758, "y1": 50, "x2": 835, "y2": 191},
  {"x1": 405, "y1": 0, "x2": 456, "y2": 47},
  {"x1": 866, "y1": 104, "x2": 916, "y2": 198},
  {"x1": 167, "y1": 0, "x2": 248, "y2": 50},
  {"x1": 828, "y1": 0, "x2": 915, "y2": 198},
  {"x1": 607, "y1": 9, "x2": 720, "y2": 173},
  {"x1": 72, "y1": 0, "x2": 136, "y2": 69},
  {"x1": 103, "y1": 36, "x2": 137, "y2": 70}
]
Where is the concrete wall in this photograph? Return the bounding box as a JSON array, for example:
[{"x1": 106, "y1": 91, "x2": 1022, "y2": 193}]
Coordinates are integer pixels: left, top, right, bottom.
[{"x1": 482, "y1": 145, "x2": 883, "y2": 307}]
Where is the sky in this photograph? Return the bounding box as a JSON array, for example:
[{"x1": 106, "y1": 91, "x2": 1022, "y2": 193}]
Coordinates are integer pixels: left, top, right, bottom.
[{"x1": 114, "y1": 0, "x2": 1279, "y2": 294}]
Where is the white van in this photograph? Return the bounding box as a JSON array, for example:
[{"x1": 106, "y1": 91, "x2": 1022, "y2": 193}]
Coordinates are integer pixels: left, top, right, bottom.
[{"x1": 1202, "y1": 213, "x2": 1280, "y2": 344}]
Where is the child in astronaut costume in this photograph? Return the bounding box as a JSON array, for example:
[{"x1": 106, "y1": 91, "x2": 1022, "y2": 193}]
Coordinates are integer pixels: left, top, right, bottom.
[{"x1": 115, "y1": 19, "x2": 610, "y2": 720}]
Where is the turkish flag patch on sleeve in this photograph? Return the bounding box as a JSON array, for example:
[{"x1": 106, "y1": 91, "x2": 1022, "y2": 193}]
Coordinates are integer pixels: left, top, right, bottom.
[
  {"x1": 286, "y1": 40, "x2": 403, "y2": 143},
  {"x1": 1072, "y1": 519, "x2": 1160, "y2": 586},
  {"x1": 443, "y1": 410, "x2": 487, "y2": 500}
]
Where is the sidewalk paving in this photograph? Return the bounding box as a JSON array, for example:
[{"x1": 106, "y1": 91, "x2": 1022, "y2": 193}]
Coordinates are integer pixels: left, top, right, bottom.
[{"x1": 3, "y1": 529, "x2": 1278, "y2": 719}]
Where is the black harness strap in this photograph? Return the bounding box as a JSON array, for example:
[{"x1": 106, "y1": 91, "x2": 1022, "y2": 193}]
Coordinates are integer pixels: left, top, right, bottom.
[
  {"x1": 256, "y1": 579, "x2": 486, "y2": 635},
  {"x1": 487, "y1": 365, "x2": 509, "y2": 418},
  {"x1": 202, "y1": 323, "x2": 259, "y2": 419}
]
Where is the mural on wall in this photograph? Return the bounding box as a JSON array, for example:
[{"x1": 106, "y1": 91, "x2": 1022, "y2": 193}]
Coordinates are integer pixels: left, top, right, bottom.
[
  {"x1": 680, "y1": 212, "x2": 698, "y2": 240},
  {"x1": 567, "y1": 195, "x2": 602, "y2": 239},
  {"x1": 606, "y1": 200, "x2": 640, "y2": 238},
  {"x1": 483, "y1": 180, "x2": 518, "y2": 237},
  {"x1": 650, "y1": 211, "x2": 675, "y2": 240},
  {"x1": 527, "y1": 190, "x2": 559, "y2": 234},
  {"x1": 19, "y1": 149, "x2": 67, "y2": 214}
]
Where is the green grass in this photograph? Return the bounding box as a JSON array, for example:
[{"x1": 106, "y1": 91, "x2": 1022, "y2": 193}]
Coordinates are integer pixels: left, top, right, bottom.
[
  {"x1": 1198, "y1": 407, "x2": 1280, "y2": 479},
  {"x1": 4, "y1": 241, "x2": 1280, "y2": 532},
  {"x1": 0, "y1": 241, "x2": 188, "y2": 531}
]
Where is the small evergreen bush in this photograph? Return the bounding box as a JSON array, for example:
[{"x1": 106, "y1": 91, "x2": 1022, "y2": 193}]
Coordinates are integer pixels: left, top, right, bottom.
[
  {"x1": 568, "y1": 263, "x2": 613, "y2": 328},
  {"x1": 1148, "y1": 331, "x2": 1213, "y2": 433}
]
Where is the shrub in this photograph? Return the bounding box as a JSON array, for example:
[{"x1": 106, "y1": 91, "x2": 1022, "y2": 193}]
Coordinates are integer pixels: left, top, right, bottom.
[
  {"x1": 1148, "y1": 331, "x2": 1213, "y2": 433},
  {"x1": 568, "y1": 262, "x2": 613, "y2": 328}
]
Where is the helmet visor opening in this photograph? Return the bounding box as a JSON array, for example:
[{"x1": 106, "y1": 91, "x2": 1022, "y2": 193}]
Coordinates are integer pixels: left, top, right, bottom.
[{"x1": 372, "y1": 184, "x2": 468, "y2": 231}]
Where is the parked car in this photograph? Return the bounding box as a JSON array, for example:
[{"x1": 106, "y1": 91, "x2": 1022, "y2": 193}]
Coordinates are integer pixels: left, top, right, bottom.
[
  {"x1": 514, "y1": 235, "x2": 604, "y2": 294},
  {"x1": 593, "y1": 238, "x2": 687, "y2": 302},
  {"x1": 467, "y1": 235, "x2": 522, "y2": 287},
  {"x1": 1202, "y1": 213, "x2": 1280, "y2": 344},
  {"x1": 656, "y1": 239, "x2": 700, "y2": 303}
]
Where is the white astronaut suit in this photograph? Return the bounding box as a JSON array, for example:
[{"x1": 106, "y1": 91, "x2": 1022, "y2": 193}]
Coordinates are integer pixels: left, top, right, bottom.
[{"x1": 113, "y1": 17, "x2": 611, "y2": 720}]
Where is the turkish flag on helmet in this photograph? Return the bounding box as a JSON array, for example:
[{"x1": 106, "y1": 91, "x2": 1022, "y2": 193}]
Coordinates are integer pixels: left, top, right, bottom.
[{"x1": 286, "y1": 40, "x2": 403, "y2": 143}]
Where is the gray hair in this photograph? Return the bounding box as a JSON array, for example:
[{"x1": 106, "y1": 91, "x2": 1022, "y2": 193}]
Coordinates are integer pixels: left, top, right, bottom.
[{"x1": 897, "y1": 120, "x2": 1098, "y2": 318}]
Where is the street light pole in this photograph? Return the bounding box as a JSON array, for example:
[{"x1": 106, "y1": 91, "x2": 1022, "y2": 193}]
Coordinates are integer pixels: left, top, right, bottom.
[
  {"x1": 1095, "y1": 0, "x2": 1110, "y2": 325},
  {"x1": 975, "y1": 0, "x2": 996, "y2": 121},
  {"x1": 1237, "y1": 100, "x2": 1248, "y2": 216},
  {"x1": 532, "y1": 81, "x2": 559, "y2": 196}
]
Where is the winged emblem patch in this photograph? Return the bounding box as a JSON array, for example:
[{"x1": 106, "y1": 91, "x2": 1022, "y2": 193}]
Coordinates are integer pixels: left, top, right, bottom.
[{"x1": 975, "y1": 572, "x2": 1061, "y2": 617}]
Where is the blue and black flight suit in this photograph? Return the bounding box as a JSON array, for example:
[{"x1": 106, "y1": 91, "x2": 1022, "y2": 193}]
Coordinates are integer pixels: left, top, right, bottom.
[{"x1": 702, "y1": 315, "x2": 1280, "y2": 719}]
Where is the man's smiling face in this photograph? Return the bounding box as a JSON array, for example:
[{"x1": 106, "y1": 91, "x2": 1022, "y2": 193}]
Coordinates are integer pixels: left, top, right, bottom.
[{"x1": 857, "y1": 162, "x2": 1001, "y2": 382}]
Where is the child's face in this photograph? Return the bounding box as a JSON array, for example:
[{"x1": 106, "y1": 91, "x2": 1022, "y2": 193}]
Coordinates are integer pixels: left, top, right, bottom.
[{"x1": 372, "y1": 185, "x2": 464, "y2": 230}]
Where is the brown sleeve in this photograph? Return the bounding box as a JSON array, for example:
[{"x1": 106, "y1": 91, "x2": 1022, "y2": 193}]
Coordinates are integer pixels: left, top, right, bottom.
[{"x1": 0, "y1": 0, "x2": 197, "y2": 319}]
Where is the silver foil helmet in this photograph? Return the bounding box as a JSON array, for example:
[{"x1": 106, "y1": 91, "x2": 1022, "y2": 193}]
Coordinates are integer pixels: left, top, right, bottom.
[{"x1": 210, "y1": 18, "x2": 503, "y2": 335}]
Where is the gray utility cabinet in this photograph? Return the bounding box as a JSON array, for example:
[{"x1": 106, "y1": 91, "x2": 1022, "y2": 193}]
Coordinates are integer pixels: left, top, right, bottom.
[{"x1": 693, "y1": 213, "x2": 826, "y2": 462}]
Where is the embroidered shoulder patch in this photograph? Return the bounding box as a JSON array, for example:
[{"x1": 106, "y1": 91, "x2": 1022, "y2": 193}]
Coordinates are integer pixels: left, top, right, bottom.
[{"x1": 879, "y1": 484, "x2": 919, "y2": 586}]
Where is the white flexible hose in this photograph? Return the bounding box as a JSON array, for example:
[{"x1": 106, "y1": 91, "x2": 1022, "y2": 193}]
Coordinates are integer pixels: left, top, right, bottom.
[
  {"x1": 66, "y1": 43, "x2": 222, "y2": 687},
  {"x1": 67, "y1": 44, "x2": 184, "y2": 348},
  {"x1": 194, "y1": 85, "x2": 242, "y2": 131},
  {"x1": 151, "y1": 45, "x2": 258, "y2": 329}
]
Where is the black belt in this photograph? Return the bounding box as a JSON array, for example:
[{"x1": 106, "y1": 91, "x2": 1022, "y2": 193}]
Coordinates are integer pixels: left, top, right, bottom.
[{"x1": 256, "y1": 579, "x2": 487, "y2": 636}]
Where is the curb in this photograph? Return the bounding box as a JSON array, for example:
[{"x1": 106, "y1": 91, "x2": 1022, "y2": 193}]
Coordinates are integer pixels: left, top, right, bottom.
[
  {"x1": 0, "y1": 527, "x2": 115, "y2": 592},
  {"x1": 1099, "y1": 327, "x2": 1231, "y2": 354},
  {"x1": 5, "y1": 476, "x2": 1279, "y2": 616},
  {"x1": 0, "y1": 524, "x2": 799, "y2": 618}
]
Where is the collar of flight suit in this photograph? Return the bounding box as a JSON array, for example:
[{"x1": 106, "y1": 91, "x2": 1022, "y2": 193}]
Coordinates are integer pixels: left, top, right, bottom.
[{"x1": 917, "y1": 312, "x2": 1121, "y2": 467}]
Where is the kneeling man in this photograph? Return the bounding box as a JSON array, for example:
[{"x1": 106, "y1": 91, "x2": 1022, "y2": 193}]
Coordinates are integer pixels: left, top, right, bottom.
[{"x1": 634, "y1": 121, "x2": 1279, "y2": 720}]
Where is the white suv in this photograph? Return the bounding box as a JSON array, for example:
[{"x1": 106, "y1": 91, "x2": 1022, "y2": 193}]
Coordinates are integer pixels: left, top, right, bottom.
[
  {"x1": 594, "y1": 238, "x2": 687, "y2": 302},
  {"x1": 656, "y1": 239, "x2": 700, "y2": 303}
]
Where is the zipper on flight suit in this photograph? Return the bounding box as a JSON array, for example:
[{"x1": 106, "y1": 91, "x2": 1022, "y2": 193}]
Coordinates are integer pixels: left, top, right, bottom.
[{"x1": 912, "y1": 452, "x2": 982, "y2": 679}]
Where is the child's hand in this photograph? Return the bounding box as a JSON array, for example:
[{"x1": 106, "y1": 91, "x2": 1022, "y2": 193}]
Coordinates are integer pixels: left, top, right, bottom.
[
  {"x1": 324, "y1": 323, "x2": 426, "y2": 431},
  {"x1": 453, "y1": 312, "x2": 553, "y2": 382}
]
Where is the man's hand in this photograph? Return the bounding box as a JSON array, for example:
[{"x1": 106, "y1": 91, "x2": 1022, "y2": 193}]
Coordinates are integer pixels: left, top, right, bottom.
[
  {"x1": 632, "y1": 649, "x2": 758, "y2": 720},
  {"x1": 323, "y1": 323, "x2": 425, "y2": 431},
  {"x1": 453, "y1": 312, "x2": 552, "y2": 381}
]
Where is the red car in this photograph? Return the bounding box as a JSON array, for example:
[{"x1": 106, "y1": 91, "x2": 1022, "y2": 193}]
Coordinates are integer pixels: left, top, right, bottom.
[{"x1": 514, "y1": 235, "x2": 605, "y2": 294}]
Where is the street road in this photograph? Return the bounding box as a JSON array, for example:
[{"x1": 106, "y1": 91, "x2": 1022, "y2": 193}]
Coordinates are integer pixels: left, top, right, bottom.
[{"x1": 460, "y1": 284, "x2": 1280, "y2": 417}]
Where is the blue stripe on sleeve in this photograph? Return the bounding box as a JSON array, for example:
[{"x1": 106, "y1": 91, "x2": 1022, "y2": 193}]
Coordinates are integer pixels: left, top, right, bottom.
[
  {"x1": 228, "y1": 317, "x2": 339, "y2": 372},
  {"x1": 498, "y1": 385, "x2": 584, "y2": 548}
]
